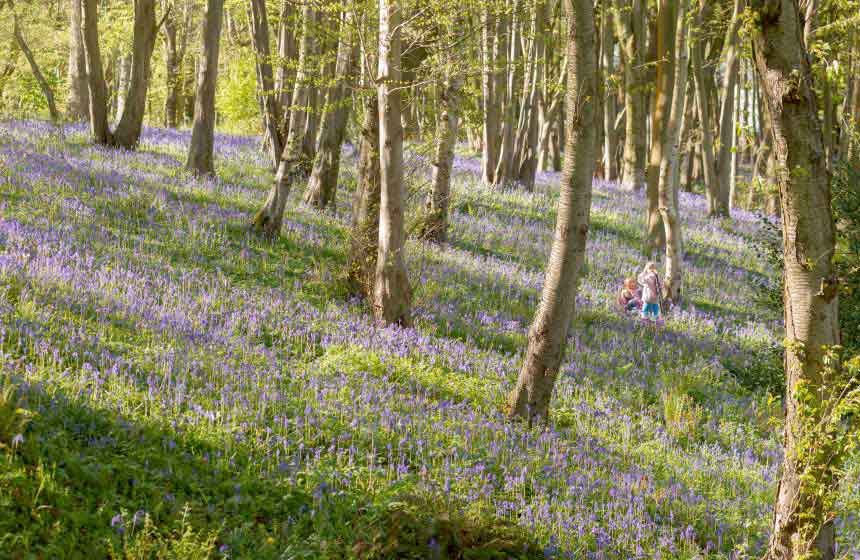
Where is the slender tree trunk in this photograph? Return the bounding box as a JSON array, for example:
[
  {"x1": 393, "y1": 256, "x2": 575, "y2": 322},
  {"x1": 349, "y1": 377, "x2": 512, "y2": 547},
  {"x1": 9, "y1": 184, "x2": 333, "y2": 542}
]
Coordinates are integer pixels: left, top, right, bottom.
[
  {"x1": 113, "y1": 0, "x2": 159, "y2": 149},
  {"x1": 602, "y1": 0, "x2": 617, "y2": 181},
  {"x1": 422, "y1": 45, "x2": 463, "y2": 243},
  {"x1": 691, "y1": 0, "x2": 718, "y2": 213},
  {"x1": 481, "y1": 5, "x2": 499, "y2": 185},
  {"x1": 115, "y1": 55, "x2": 130, "y2": 122},
  {"x1": 658, "y1": 0, "x2": 688, "y2": 304},
  {"x1": 249, "y1": 0, "x2": 283, "y2": 168},
  {"x1": 508, "y1": 0, "x2": 596, "y2": 425},
  {"x1": 516, "y1": 1, "x2": 546, "y2": 190},
  {"x1": 67, "y1": 0, "x2": 89, "y2": 121},
  {"x1": 163, "y1": 0, "x2": 180, "y2": 128},
  {"x1": 494, "y1": 3, "x2": 519, "y2": 185},
  {"x1": 185, "y1": 0, "x2": 224, "y2": 175},
  {"x1": 275, "y1": 0, "x2": 297, "y2": 119},
  {"x1": 714, "y1": 0, "x2": 744, "y2": 217},
  {"x1": 374, "y1": 0, "x2": 411, "y2": 326},
  {"x1": 751, "y1": 3, "x2": 841, "y2": 559},
  {"x1": 304, "y1": 11, "x2": 356, "y2": 209},
  {"x1": 347, "y1": 91, "x2": 381, "y2": 298},
  {"x1": 614, "y1": 0, "x2": 646, "y2": 191},
  {"x1": 11, "y1": 12, "x2": 61, "y2": 125}
]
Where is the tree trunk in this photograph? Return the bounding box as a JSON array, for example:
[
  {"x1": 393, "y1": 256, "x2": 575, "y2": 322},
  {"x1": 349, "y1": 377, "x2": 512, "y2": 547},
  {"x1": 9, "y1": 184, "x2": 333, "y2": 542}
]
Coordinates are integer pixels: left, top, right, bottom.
[
  {"x1": 508, "y1": 0, "x2": 596, "y2": 425},
  {"x1": 481, "y1": 6, "x2": 499, "y2": 185},
  {"x1": 751, "y1": 3, "x2": 841, "y2": 559},
  {"x1": 115, "y1": 55, "x2": 130, "y2": 122},
  {"x1": 249, "y1": 0, "x2": 283, "y2": 168},
  {"x1": 275, "y1": 0, "x2": 298, "y2": 119},
  {"x1": 422, "y1": 45, "x2": 463, "y2": 243},
  {"x1": 613, "y1": 0, "x2": 646, "y2": 191},
  {"x1": 374, "y1": 0, "x2": 412, "y2": 326},
  {"x1": 713, "y1": 0, "x2": 744, "y2": 217},
  {"x1": 494, "y1": 4, "x2": 519, "y2": 186},
  {"x1": 304, "y1": 11, "x2": 356, "y2": 210},
  {"x1": 282, "y1": 5, "x2": 316, "y2": 174},
  {"x1": 347, "y1": 92, "x2": 381, "y2": 298},
  {"x1": 113, "y1": 0, "x2": 159, "y2": 149},
  {"x1": 602, "y1": 0, "x2": 617, "y2": 181},
  {"x1": 81, "y1": 0, "x2": 112, "y2": 144},
  {"x1": 67, "y1": 0, "x2": 89, "y2": 121},
  {"x1": 658, "y1": 0, "x2": 688, "y2": 305},
  {"x1": 691, "y1": 0, "x2": 718, "y2": 213},
  {"x1": 516, "y1": 1, "x2": 546, "y2": 190},
  {"x1": 645, "y1": 0, "x2": 676, "y2": 255},
  {"x1": 11, "y1": 12, "x2": 61, "y2": 125},
  {"x1": 185, "y1": 0, "x2": 224, "y2": 176},
  {"x1": 163, "y1": 0, "x2": 180, "y2": 128}
]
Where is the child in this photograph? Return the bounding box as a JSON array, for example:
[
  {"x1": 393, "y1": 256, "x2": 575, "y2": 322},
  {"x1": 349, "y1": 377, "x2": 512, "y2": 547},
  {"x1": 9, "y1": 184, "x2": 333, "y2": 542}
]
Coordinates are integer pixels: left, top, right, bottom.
[
  {"x1": 616, "y1": 277, "x2": 642, "y2": 313},
  {"x1": 637, "y1": 262, "x2": 662, "y2": 322}
]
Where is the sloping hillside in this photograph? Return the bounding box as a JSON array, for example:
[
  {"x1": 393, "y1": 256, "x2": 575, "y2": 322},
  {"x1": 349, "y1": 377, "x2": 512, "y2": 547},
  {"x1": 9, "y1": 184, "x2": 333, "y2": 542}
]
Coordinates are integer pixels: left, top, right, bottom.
[{"x1": 0, "y1": 120, "x2": 857, "y2": 558}]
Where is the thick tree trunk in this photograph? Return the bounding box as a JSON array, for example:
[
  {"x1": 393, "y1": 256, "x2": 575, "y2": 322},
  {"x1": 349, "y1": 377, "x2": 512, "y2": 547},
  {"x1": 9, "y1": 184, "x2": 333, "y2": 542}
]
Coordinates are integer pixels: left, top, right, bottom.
[
  {"x1": 185, "y1": 0, "x2": 224, "y2": 176},
  {"x1": 249, "y1": 0, "x2": 283, "y2": 168},
  {"x1": 304, "y1": 11, "x2": 356, "y2": 210},
  {"x1": 714, "y1": 0, "x2": 744, "y2": 217},
  {"x1": 614, "y1": 0, "x2": 646, "y2": 191},
  {"x1": 67, "y1": 0, "x2": 89, "y2": 121},
  {"x1": 113, "y1": 0, "x2": 159, "y2": 149},
  {"x1": 374, "y1": 0, "x2": 412, "y2": 326},
  {"x1": 347, "y1": 92, "x2": 381, "y2": 298},
  {"x1": 751, "y1": 3, "x2": 841, "y2": 559},
  {"x1": 81, "y1": 0, "x2": 112, "y2": 144},
  {"x1": 508, "y1": 0, "x2": 596, "y2": 425},
  {"x1": 658, "y1": 0, "x2": 687, "y2": 305}
]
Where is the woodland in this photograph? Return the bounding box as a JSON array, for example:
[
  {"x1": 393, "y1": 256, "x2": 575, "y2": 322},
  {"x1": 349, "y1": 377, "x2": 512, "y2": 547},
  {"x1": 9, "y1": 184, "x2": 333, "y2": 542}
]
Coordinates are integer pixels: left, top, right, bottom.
[{"x1": 0, "y1": 0, "x2": 859, "y2": 558}]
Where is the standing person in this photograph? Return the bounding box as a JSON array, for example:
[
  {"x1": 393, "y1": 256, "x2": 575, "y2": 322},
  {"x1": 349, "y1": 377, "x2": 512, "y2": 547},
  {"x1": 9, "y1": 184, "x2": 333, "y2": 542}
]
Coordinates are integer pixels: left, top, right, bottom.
[{"x1": 638, "y1": 262, "x2": 662, "y2": 323}]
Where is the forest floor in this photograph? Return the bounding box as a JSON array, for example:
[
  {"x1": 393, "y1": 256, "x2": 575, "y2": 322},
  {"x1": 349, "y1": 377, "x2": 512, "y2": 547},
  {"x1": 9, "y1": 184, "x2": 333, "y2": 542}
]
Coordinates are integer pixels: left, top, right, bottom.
[{"x1": 0, "y1": 120, "x2": 857, "y2": 559}]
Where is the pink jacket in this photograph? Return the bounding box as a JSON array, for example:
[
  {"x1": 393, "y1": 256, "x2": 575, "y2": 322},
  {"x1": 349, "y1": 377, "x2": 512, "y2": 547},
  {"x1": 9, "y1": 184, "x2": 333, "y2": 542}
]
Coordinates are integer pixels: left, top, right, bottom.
[{"x1": 637, "y1": 271, "x2": 660, "y2": 304}]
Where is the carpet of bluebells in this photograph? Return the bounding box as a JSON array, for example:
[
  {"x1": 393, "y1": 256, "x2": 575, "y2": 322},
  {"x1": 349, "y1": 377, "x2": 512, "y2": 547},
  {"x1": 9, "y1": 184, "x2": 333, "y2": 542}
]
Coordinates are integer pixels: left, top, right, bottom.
[{"x1": 0, "y1": 119, "x2": 858, "y2": 558}]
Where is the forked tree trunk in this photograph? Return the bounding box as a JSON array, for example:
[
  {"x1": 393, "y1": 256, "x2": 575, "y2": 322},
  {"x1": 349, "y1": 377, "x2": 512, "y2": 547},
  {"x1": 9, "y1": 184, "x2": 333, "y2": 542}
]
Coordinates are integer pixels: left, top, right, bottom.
[
  {"x1": 613, "y1": 0, "x2": 646, "y2": 191},
  {"x1": 714, "y1": 0, "x2": 744, "y2": 217},
  {"x1": 508, "y1": 0, "x2": 596, "y2": 425},
  {"x1": 347, "y1": 92, "x2": 381, "y2": 298},
  {"x1": 68, "y1": 0, "x2": 90, "y2": 121},
  {"x1": 304, "y1": 11, "x2": 356, "y2": 209},
  {"x1": 657, "y1": 0, "x2": 688, "y2": 304},
  {"x1": 185, "y1": 0, "x2": 224, "y2": 175},
  {"x1": 249, "y1": 0, "x2": 283, "y2": 168},
  {"x1": 422, "y1": 46, "x2": 463, "y2": 243},
  {"x1": 252, "y1": 6, "x2": 316, "y2": 236},
  {"x1": 81, "y1": 0, "x2": 112, "y2": 144},
  {"x1": 374, "y1": 0, "x2": 411, "y2": 326},
  {"x1": 751, "y1": 3, "x2": 841, "y2": 559},
  {"x1": 113, "y1": 0, "x2": 159, "y2": 149}
]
